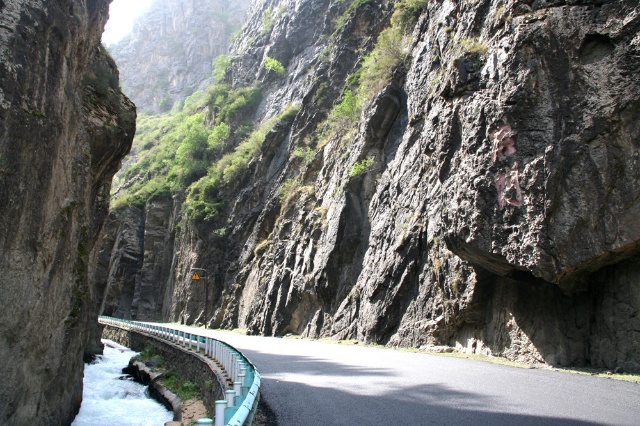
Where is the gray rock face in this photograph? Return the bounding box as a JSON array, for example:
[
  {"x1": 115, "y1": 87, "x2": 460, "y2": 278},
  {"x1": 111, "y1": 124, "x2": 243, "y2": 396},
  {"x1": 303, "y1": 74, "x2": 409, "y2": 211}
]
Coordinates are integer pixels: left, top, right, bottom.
[
  {"x1": 94, "y1": 197, "x2": 178, "y2": 321},
  {"x1": 108, "y1": 0, "x2": 250, "y2": 114},
  {"x1": 99, "y1": 0, "x2": 640, "y2": 373},
  {"x1": 218, "y1": 0, "x2": 640, "y2": 371},
  {"x1": 0, "y1": 1, "x2": 136, "y2": 424}
]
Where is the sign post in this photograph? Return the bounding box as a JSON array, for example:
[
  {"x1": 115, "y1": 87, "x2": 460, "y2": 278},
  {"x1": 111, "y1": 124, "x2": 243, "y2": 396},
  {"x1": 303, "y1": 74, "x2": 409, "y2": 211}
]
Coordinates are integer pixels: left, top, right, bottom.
[{"x1": 190, "y1": 268, "x2": 208, "y2": 328}]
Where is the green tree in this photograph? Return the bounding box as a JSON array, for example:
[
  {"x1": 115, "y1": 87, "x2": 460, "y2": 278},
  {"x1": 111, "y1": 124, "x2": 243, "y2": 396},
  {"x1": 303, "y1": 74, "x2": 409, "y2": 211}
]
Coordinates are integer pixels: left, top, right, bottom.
[
  {"x1": 264, "y1": 56, "x2": 285, "y2": 75},
  {"x1": 208, "y1": 122, "x2": 230, "y2": 151},
  {"x1": 212, "y1": 54, "x2": 232, "y2": 83}
]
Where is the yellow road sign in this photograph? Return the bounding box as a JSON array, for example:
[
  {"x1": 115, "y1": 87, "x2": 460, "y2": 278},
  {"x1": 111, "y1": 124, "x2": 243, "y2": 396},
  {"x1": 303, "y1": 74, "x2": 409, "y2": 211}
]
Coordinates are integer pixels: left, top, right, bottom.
[{"x1": 191, "y1": 271, "x2": 201, "y2": 280}]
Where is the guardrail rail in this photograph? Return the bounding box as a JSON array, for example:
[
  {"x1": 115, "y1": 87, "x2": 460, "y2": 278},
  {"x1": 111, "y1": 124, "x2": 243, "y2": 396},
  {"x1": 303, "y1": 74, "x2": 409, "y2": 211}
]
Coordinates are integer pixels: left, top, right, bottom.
[{"x1": 99, "y1": 316, "x2": 260, "y2": 426}]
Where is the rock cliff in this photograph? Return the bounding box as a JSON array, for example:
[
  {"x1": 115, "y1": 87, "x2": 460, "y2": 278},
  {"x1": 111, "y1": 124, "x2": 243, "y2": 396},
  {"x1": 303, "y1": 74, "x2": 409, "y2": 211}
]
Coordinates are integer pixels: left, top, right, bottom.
[
  {"x1": 108, "y1": 0, "x2": 250, "y2": 114},
  {"x1": 99, "y1": 0, "x2": 640, "y2": 373},
  {"x1": 0, "y1": 1, "x2": 135, "y2": 424}
]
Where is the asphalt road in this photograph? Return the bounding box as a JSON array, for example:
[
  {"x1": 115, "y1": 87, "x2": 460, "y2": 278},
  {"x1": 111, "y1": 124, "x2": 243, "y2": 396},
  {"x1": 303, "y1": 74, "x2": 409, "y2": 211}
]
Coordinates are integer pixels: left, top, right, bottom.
[{"x1": 173, "y1": 326, "x2": 640, "y2": 425}]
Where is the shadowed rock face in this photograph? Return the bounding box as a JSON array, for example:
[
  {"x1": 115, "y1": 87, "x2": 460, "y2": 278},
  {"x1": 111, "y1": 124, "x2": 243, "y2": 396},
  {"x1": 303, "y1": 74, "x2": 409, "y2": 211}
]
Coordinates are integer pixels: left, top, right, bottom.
[
  {"x1": 98, "y1": 0, "x2": 640, "y2": 372},
  {"x1": 0, "y1": 1, "x2": 136, "y2": 424}
]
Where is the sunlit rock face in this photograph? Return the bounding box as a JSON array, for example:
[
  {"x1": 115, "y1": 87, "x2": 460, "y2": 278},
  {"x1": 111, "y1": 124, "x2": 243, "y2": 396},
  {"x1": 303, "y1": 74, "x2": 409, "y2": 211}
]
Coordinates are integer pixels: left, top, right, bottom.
[
  {"x1": 206, "y1": 0, "x2": 640, "y2": 372},
  {"x1": 0, "y1": 1, "x2": 136, "y2": 424},
  {"x1": 97, "y1": 0, "x2": 640, "y2": 373},
  {"x1": 108, "y1": 0, "x2": 251, "y2": 114}
]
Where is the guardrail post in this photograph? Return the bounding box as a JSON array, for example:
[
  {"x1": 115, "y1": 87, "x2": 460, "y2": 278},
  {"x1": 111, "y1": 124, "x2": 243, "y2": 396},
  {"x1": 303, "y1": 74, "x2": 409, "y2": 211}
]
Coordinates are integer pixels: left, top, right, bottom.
[
  {"x1": 239, "y1": 372, "x2": 247, "y2": 396},
  {"x1": 233, "y1": 382, "x2": 242, "y2": 405},
  {"x1": 215, "y1": 401, "x2": 226, "y2": 426},
  {"x1": 231, "y1": 354, "x2": 236, "y2": 382},
  {"x1": 239, "y1": 367, "x2": 247, "y2": 386},
  {"x1": 225, "y1": 390, "x2": 236, "y2": 407}
]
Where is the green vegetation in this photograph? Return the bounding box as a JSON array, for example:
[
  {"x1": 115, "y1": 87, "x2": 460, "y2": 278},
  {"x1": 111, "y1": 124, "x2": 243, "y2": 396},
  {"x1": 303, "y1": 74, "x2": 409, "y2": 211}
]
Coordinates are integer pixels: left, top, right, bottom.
[
  {"x1": 293, "y1": 146, "x2": 315, "y2": 164},
  {"x1": 279, "y1": 178, "x2": 300, "y2": 202},
  {"x1": 320, "y1": 0, "x2": 416, "y2": 148},
  {"x1": 84, "y1": 63, "x2": 119, "y2": 98},
  {"x1": 84, "y1": 44, "x2": 121, "y2": 98},
  {"x1": 182, "y1": 105, "x2": 299, "y2": 220},
  {"x1": 358, "y1": 24, "x2": 410, "y2": 99},
  {"x1": 335, "y1": 0, "x2": 374, "y2": 32},
  {"x1": 111, "y1": 82, "x2": 265, "y2": 217},
  {"x1": 459, "y1": 37, "x2": 489, "y2": 56},
  {"x1": 139, "y1": 346, "x2": 157, "y2": 362},
  {"x1": 348, "y1": 157, "x2": 375, "y2": 177},
  {"x1": 391, "y1": 0, "x2": 429, "y2": 30},
  {"x1": 264, "y1": 56, "x2": 285, "y2": 75},
  {"x1": 329, "y1": 89, "x2": 360, "y2": 132},
  {"x1": 495, "y1": 6, "x2": 511, "y2": 24},
  {"x1": 262, "y1": 6, "x2": 274, "y2": 34},
  {"x1": 111, "y1": 0, "x2": 428, "y2": 228},
  {"x1": 158, "y1": 96, "x2": 172, "y2": 112},
  {"x1": 134, "y1": 346, "x2": 201, "y2": 400},
  {"x1": 212, "y1": 54, "x2": 232, "y2": 83},
  {"x1": 162, "y1": 372, "x2": 200, "y2": 400},
  {"x1": 134, "y1": 346, "x2": 167, "y2": 369}
]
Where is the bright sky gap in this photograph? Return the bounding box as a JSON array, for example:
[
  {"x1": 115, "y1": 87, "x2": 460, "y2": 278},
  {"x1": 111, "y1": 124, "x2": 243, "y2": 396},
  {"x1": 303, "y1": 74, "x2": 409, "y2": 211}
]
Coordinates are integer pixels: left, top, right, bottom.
[{"x1": 102, "y1": 0, "x2": 153, "y2": 46}]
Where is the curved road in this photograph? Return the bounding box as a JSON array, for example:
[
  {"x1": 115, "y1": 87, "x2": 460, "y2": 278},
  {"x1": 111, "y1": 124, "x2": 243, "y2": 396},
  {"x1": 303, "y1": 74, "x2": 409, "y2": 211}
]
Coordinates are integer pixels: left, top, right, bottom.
[{"x1": 169, "y1": 325, "x2": 640, "y2": 425}]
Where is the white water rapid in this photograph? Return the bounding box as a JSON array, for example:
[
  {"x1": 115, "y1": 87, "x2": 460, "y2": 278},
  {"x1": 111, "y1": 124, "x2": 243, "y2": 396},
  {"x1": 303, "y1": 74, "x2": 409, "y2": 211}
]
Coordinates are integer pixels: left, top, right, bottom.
[{"x1": 72, "y1": 339, "x2": 174, "y2": 426}]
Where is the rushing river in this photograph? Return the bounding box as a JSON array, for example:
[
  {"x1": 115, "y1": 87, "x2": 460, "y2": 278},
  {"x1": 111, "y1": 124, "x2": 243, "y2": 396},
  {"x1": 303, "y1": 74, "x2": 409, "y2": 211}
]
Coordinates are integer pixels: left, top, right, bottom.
[{"x1": 72, "y1": 340, "x2": 174, "y2": 426}]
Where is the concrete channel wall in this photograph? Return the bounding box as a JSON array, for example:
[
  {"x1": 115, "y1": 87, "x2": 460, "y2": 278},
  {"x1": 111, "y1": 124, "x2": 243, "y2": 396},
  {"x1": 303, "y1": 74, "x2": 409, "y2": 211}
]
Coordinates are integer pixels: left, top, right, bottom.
[{"x1": 100, "y1": 317, "x2": 261, "y2": 426}]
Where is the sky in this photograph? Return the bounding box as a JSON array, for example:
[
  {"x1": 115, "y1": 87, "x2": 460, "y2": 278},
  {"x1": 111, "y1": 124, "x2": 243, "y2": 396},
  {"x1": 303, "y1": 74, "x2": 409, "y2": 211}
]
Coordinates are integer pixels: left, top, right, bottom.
[{"x1": 102, "y1": 0, "x2": 153, "y2": 46}]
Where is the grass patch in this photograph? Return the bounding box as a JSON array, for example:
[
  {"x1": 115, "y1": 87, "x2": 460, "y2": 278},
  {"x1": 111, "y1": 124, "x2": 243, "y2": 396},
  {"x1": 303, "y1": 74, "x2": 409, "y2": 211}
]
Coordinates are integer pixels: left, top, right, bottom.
[
  {"x1": 391, "y1": 0, "x2": 429, "y2": 31},
  {"x1": 278, "y1": 178, "x2": 301, "y2": 202},
  {"x1": 138, "y1": 346, "x2": 157, "y2": 362},
  {"x1": 551, "y1": 367, "x2": 640, "y2": 383},
  {"x1": 261, "y1": 6, "x2": 275, "y2": 34},
  {"x1": 161, "y1": 372, "x2": 200, "y2": 400},
  {"x1": 358, "y1": 25, "x2": 410, "y2": 100},
  {"x1": 293, "y1": 146, "x2": 315, "y2": 164},
  {"x1": 459, "y1": 37, "x2": 489, "y2": 56}
]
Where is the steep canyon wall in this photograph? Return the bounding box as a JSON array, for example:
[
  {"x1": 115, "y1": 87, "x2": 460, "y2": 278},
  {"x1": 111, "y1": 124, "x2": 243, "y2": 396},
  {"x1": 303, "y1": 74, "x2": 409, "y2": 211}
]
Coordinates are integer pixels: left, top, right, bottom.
[
  {"x1": 98, "y1": 0, "x2": 640, "y2": 373},
  {"x1": 108, "y1": 0, "x2": 250, "y2": 114},
  {"x1": 0, "y1": 1, "x2": 135, "y2": 423}
]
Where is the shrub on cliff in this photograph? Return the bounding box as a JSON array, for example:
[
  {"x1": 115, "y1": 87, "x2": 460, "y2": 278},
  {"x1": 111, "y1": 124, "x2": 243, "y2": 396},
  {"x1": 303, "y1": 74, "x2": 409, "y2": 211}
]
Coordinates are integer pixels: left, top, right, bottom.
[
  {"x1": 329, "y1": 89, "x2": 360, "y2": 131},
  {"x1": 264, "y1": 56, "x2": 285, "y2": 75},
  {"x1": 212, "y1": 54, "x2": 232, "y2": 83},
  {"x1": 358, "y1": 24, "x2": 410, "y2": 99},
  {"x1": 392, "y1": 0, "x2": 429, "y2": 30},
  {"x1": 183, "y1": 105, "x2": 299, "y2": 221}
]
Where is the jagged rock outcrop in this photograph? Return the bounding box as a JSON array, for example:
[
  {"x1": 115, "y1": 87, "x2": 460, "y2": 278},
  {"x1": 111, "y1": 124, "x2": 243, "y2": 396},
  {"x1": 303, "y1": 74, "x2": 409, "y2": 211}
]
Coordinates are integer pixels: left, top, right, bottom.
[
  {"x1": 99, "y1": 0, "x2": 640, "y2": 373},
  {"x1": 0, "y1": 1, "x2": 136, "y2": 424},
  {"x1": 108, "y1": 0, "x2": 250, "y2": 114}
]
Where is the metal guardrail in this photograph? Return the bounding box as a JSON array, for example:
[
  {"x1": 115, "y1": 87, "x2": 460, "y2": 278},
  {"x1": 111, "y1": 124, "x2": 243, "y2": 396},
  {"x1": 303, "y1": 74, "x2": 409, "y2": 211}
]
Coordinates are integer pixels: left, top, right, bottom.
[{"x1": 98, "y1": 316, "x2": 260, "y2": 426}]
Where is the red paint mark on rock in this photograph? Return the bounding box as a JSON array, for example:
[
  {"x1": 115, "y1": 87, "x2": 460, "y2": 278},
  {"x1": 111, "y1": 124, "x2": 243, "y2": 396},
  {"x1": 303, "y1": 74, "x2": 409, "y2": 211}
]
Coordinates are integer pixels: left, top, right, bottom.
[
  {"x1": 495, "y1": 164, "x2": 522, "y2": 209},
  {"x1": 490, "y1": 123, "x2": 516, "y2": 162}
]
